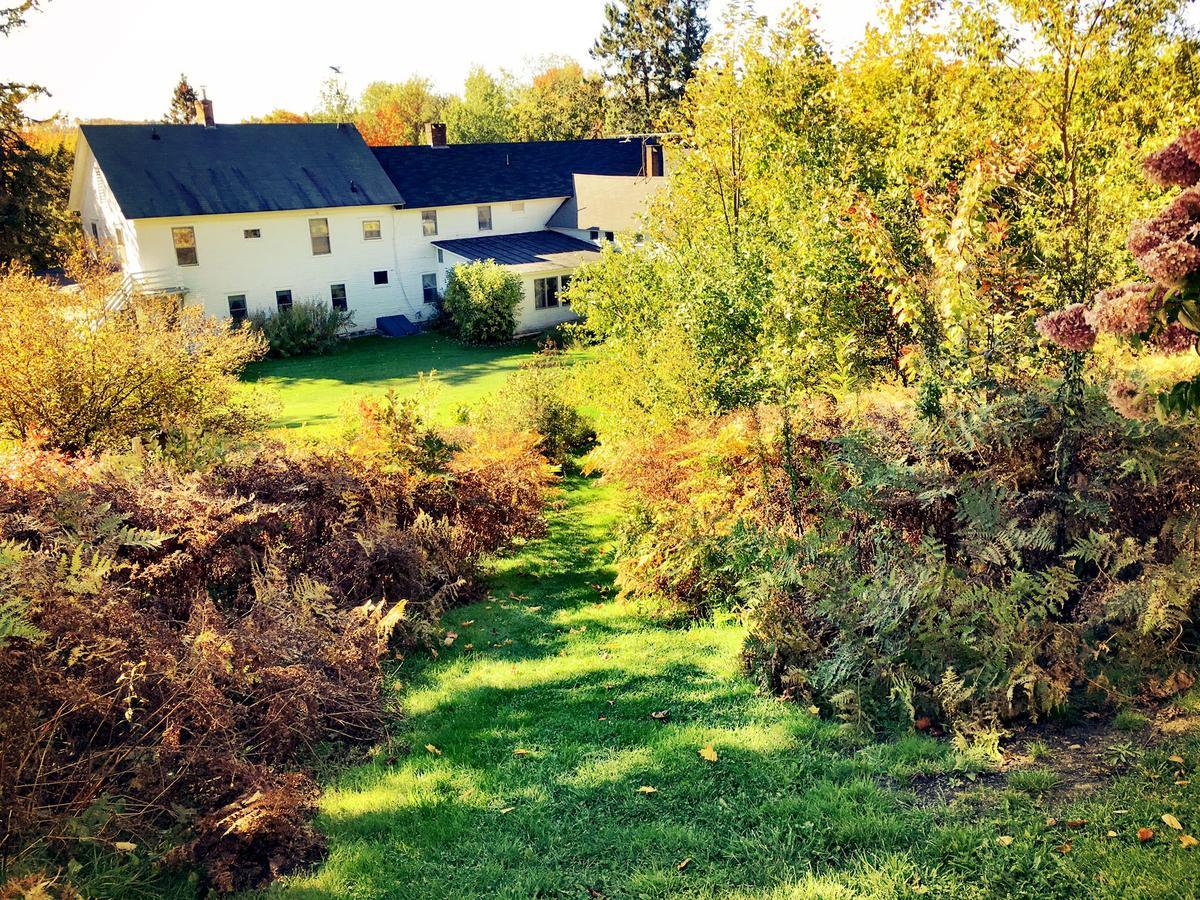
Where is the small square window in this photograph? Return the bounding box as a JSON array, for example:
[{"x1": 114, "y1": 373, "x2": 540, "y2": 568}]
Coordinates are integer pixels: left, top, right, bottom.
[
  {"x1": 604, "y1": 231, "x2": 615, "y2": 242},
  {"x1": 227, "y1": 294, "x2": 248, "y2": 322},
  {"x1": 330, "y1": 283, "x2": 348, "y2": 311},
  {"x1": 362, "y1": 219, "x2": 382, "y2": 241},
  {"x1": 243, "y1": 228, "x2": 261, "y2": 239},
  {"x1": 276, "y1": 289, "x2": 293, "y2": 311},
  {"x1": 172, "y1": 226, "x2": 198, "y2": 266},
  {"x1": 421, "y1": 210, "x2": 438, "y2": 237},
  {"x1": 309, "y1": 217, "x2": 331, "y2": 255},
  {"x1": 589, "y1": 229, "x2": 599, "y2": 242},
  {"x1": 422, "y1": 273, "x2": 438, "y2": 304},
  {"x1": 373, "y1": 270, "x2": 389, "y2": 286},
  {"x1": 477, "y1": 205, "x2": 493, "y2": 231}
]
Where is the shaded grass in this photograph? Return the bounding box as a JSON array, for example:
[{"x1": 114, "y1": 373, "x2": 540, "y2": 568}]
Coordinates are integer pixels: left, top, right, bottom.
[
  {"x1": 264, "y1": 476, "x2": 1200, "y2": 900},
  {"x1": 242, "y1": 333, "x2": 545, "y2": 434}
]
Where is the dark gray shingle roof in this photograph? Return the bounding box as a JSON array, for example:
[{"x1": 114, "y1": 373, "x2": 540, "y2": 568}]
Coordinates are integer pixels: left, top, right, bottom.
[
  {"x1": 432, "y1": 230, "x2": 600, "y2": 265},
  {"x1": 371, "y1": 139, "x2": 649, "y2": 208},
  {"x1": 81, "y1": 123, "x2": 403, "y2": 219}
]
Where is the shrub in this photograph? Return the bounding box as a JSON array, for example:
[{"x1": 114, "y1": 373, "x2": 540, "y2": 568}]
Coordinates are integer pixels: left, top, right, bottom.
[
  {"x1": 248, "y1": 299, "x2": 354, "y2": 357},
  {"x1": 0, "y1": 265, "x2": 267, "y2": 452},
  {"x1": 442, "y1": 260, "x2": 523, "y2": 344},
  {"x1": 474, "y1": 342, "x2": 595, "y2": 464},
  {"x1": 604, "y1": 386, "x2": 1200, "y2": 734},
  {"x1": 0, "y1": 396, "x2": 556, "y2": 891}
]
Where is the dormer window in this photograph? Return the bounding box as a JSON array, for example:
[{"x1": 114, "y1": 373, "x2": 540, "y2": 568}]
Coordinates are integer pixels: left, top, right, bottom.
[{"x1": 477, "y1": 205, "x2": 493, "y2": 231}]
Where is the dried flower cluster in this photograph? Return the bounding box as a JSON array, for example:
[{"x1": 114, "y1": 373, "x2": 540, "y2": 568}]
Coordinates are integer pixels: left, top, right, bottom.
[
  {"x1": 1106, "y1": 378, "x2": 1153, "y2": 421},
  {"x1": 1153, "y1": 321, "x2": 1196, "y2": 355},
  {"x1": 1128, "y1": 187, "x2": 1200, "y2": 286},
  {"x1": 1035, "y1": 303, "x2": 1096, "y2": 351},
  {"x1": 1144, "y1": 129, "x2": 1200, "y2": 189},
  {"x1": 1085, "y1": 283, "x2": 1158, "y2": 336}
]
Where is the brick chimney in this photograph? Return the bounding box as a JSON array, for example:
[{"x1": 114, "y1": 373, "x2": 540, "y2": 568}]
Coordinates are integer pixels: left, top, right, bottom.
[
  {"x1": 194, "y1": 97, "x2": 215, "y2": 127},
  {"x1": 423, "y1": 122, "x2": 447, "y2": 147}
]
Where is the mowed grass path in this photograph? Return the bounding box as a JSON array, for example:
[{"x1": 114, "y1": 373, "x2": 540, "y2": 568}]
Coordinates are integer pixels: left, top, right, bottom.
[
  {"x1": 243, "y1": 334, "x2": 543, "y2": 433},
  {"x1": 268, "y1": 476, "x2": 1200, "y2": 900}
]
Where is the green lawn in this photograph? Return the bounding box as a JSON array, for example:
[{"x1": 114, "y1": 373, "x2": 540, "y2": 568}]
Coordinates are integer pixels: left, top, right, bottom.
[
  {"x1": 242, "y1": 333, "x2": 545, "y2": 434},
  {"x1": 264, "y1": 476, "x2": 1200, "y2": 900}
]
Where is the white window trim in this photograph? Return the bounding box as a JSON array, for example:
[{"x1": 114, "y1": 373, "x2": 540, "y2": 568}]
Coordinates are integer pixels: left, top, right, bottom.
[
  {"x1": 226, "y1": 291, "x2": 250, "y2": 321},
  {"x1": 421, "y1": 210, "x2": 438, "y2": 237},
  {"x1": 372, "y1": 269, "x2": 390, "y2": 288},
  {"x1": 171, "y1": 224, "x2": 199, "y2": 267},
  {"x1": 361, "y1": 218, "x2": 383, "y2": 242}
]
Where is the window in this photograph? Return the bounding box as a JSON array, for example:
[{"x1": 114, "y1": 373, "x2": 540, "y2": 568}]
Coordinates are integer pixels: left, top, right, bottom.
[
  {"x1": 362, "y1": 219, "x2": 382, "y2": 241},
  {"x1": 589, "y1": 229, "x2": 600, "y2": 242},
  {"x1": 436, "y1": 248, "x2": 444, "y2": 263},
  {"x1": 330, "y1": 283, "x2": 348, "y2": 311},
  {"x1": 422, "y1": 273, "x2": 438, "y2": 304},
  {"x1": 512, "y1": 201, "x2": 525, "y2": 213},
  {"x1": 243, "y1": 228, "x2": 261, "y2": 239},
  {"x1": 560, "y1": 273, "x2": 572, "y2": 306},
  {"x1": 477, "y1": 205, "x2": 492, "y2": 231},
  {"x1": 309, "y1": 218, "x2": 331, "y2": 255},
  {"x1": 421, "y1": 210, "x2": 438, "y2": 237},
  {"x1": 227, "y1": 294, "x2": 248, "y2": 322},
  {"x1": 90, "y1": 222, "x2": 99, "y2": 240},
  {"x1": 373, "y1": 270, "x2": 389, "y2": 286},
  {"x1": 534, "y1": 276, "x2": 560, "y2": 310},
  {"x1": 276, "y1": 289, "x2": 293, "y2": 311},
  {"x1": 604, "y1": 231, "x2": 615, "y2": 242},
  {"x1": 172, "y1": 226, "x2": 198, "y2": 266}
]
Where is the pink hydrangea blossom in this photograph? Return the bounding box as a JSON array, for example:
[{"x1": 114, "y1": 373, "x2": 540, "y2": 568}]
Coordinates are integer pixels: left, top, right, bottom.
[
  {"x1": 1035, "y1": 304, "x2": 1096, "y2": 351},
  {"x1": 1085, "y1": 283, "x2": 1158, "y2": 336},
  {"x1": 1106, "y1": 379, "x2": 1153, "y2": 421},
  {"x1": 1128, "y1": 187, "x2": 1200, "y2": 285},
  {"x1": 1152, "y1": 321, "x2": 1196, "y2": 355},
  {"x1": 1137, "y1": 242, "x2": 1200, "y2": 285},
  {"x1": 1144, "y1": 138, "x2": 1200, "y2": 189}
]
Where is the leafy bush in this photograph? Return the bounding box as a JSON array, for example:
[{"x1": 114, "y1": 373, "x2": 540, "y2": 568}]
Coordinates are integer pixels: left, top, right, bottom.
[
  {"x1": 442, "y1": 260, "x2": 523, "y2": 344},
  {"x1": 473, "y1": 342, "x2": 595, "y2": 464},
  {"x1": 605, "y1": 386, "x2": 1200, "y2": 734},
  {"x1": 0, "y1": 400, "x2": 556, "y2": 891},
  {"x1": 0, "y1": 265, "x2": 267, "y2": 452},
  {"x1": 248, "y1": 298, "x2": 354, "y2": 357}
]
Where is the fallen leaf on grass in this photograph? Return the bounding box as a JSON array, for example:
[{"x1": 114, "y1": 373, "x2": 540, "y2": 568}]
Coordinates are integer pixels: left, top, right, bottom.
[
  {"x1": 1056, "y1": 843, "x2": 1071, "y2": 855},
  {"x1": 526, "y1": 606, "x2": 542, "y2": 612},
  {"x1": 650, "y1": 710, "x2": 670, "y2": 721},
  {"x1": 113, "y1": 841, "x2": 138, "y2": 852},
  {"x1": 1170, "y1": 755, "x2": 1185, "y2": 765},
  {"x1": 808, "y1": 705, "x2": 820, "y2": 716},
  {"x1": 1138, "y1": 827, "x2": 1155, "y2": 843},
  {"x1": 425, "y1": 744, "x2": 442, "y2": 756},
  {"x1": 1107, "y1": 831, "x2": 1118, "y2": 838},
  {"x1": 699, "y1": 745, "x2": 718, "y2": 763},
  {"x1": 1181, "y1": 834, "x2": 1199, "y2": 849},
  {"x1": 996, "y1": 836, "x2": 1014, "y2": 846},
  {"x1": 443, "y1": 632, "x2": 457, "y2": 647},
  {"x1": 637, "y1": 786, "x2": 658, "y2": 794},
  {"x1": 499, "y1": 807, "x2": 515, "y2": 814},
  {"x1": 1066, "y1": 819, "x2": 1087, "y2": 828},
  {"x1": 1177, "y1": 780, "x2": 1191, "y2": 786},
  {"x1": 513, "y1": 748, "x2": 533, "y2": 756},
  {"x1": 1163, "y1": 813, "x2": 1183, "y2": 831},
  {"x1": 1045, "y1": 817, "x2": 1057, "y2": 826},
  {"x1": 460, "y1": 619, "x2": 475, "y2": 627},
  {"x1": 677, "y1": 858, "x2": 692, "y2": 871}
]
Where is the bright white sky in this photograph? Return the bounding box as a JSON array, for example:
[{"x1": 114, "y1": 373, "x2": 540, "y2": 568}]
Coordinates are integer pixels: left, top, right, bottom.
[{"x1": 5, "y1": 0, "x2": 882, "y2": 123}]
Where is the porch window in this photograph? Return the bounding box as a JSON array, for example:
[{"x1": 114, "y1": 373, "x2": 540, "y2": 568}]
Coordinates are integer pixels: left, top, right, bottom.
[
  {"x1": 422, "y1": 273, "x2": 438, "y2": 304},
  {"x1": 477, "y1": 205, "x2": 493, "y2": 231},
  {"x1": 362, "y1": 219, "x2": 382, "y2": 241},
  {"x1": 276, "y1": 289, "x2": 293, "y2": 312},
  {"x1": 534, "y1": 276, "x2": 559, "y2": 310},
  {"x1": 331, "y1": 283, "x2": 348, "y2": 311},
  {"x1": 422, "y1": 210, "x2": 438, "y2": 236},
  {"x1": 309, "y1": 218, "x2": 331, "y2": 255},
  {"x1": 227, "y1": 294, "x2": 247, "y2": 322},
  {"x1": 172, "y1": 226, "x2": 198, "y2": 266}
]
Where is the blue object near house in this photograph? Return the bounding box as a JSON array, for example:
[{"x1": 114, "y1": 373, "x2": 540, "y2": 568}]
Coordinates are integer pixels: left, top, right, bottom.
[{"x1": 376, "y1": 314, "x2": 424, "y2": 337}]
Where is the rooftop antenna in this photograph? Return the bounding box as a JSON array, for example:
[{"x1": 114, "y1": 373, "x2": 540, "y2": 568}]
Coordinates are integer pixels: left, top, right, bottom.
[{"x1": 326, "y1": 66, "x2": 350, "y2": 128}]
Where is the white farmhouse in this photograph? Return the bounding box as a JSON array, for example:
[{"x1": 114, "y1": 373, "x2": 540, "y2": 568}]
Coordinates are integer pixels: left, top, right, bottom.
[{"x1": 68, "y1": 102, "x2": 665, "y2": 335}]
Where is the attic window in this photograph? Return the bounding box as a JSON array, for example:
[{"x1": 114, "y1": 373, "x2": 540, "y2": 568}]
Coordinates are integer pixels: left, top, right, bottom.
[
  {"x1": 589, "y1": 229, "x2": 600, "y2": 242},
  {"x1": 244, "y1": 228, "x2": 261, "y2": 239},
  {"x1": 172, "y1": 226, "x2": 198, "y2": 266},
  {"x1": 422, "y1": 210, "x2": 438, "y2": 237},
  {"x1": 362, "y1": 219, "x2": 382, "y2": 241},
  {"x1": 477, "y1": 205, "x2": 493, "y2": 232},
  {"x1": 309, "y1": 218, "x2": 331, "y2": 255}
]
